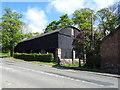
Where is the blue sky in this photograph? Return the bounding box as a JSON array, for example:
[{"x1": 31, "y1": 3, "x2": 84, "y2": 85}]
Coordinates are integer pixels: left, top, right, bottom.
[{"x1": 1, "y1": 0, "x2": 119, "y2": 33}]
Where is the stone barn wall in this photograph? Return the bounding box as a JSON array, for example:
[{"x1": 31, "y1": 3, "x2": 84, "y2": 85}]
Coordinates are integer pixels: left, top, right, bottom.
[{"x1": 58, "y1": 27, "x2": 79, "y2": 64}]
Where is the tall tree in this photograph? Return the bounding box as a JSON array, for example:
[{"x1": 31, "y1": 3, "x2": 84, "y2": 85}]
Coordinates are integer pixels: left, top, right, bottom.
[
  {"x1": 0, "y1": 8, "x2": 24, "y2": 56},
  {"x1": 23, "y1": 32, "x2": 42, "y2": 40},
  {"x1": 106, "y1": 1, "x2": 120, "y2": 25},
  {"x1": 44, "y1": 14, "x2": 73, "y2": 33},
  {"x1": 44, "y1": 21, "x2": 59, "y2": 33},
  {"x1": 72, "y1": 8, "x2": 96, "y2": 31},
  {"x1": 97, "y1": 8, "x2": 118, "y2": 36},
  {"x1": 72, "y1": 30, "x2": 104, "y2": 66},
  {"x1": 58, "y1": 14, "x2": 73, "y2": 28},
  {"x1": 72, "y1": 8, "x2": 96, "y2": 61}
]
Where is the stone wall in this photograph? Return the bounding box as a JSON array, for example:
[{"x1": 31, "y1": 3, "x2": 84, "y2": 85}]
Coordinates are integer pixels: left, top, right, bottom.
[
  {"x1": 100, "y1": 27, "x2": 120, "y2": 73},
  {"x1": 58, "y1": 27, "x2": 79, "y2": 59},
  {"x1": 60, "y1": 59, "x2": 79, "y2": 65}
]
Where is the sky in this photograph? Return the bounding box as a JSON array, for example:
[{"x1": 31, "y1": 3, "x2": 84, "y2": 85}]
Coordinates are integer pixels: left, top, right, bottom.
[{"x1": 1, "y1": 0, "x2": 119, "y2": 33}]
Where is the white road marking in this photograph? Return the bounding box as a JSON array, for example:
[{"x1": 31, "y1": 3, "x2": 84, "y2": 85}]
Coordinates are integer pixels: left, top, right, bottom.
[
  {"x1": 6, "y1": 82, "x2": 11, "y2": 86},
  {"x1": 0, "y1": 65, "x2": 13, "y2": 70},
  {"x1": 1, "y1": 65, "x2": 106, "y2": 87}
]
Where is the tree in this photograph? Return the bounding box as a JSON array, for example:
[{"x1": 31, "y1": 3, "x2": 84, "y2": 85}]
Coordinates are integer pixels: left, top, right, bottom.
[
  {"x1": 93, "y1": 31, "x2": 105, "y2": 54},
  {"x1": 44, "y1": 21, "x2": 59, "y2": 33},
  {"x1": 23, "y1": 32, "x2": 42, "y2": 40},
  {"x1": 72, "y1": 8, "x2": 96, "y2": 31},
  {"x1": 0, "y1": 8, "x2": 24, "y2": 56},
  {"x1": 106, "y1": 1, "x2": 120, "y2": 26},
  {"x1": 72, "y1": 8, "x2": 96, "y2": 64},
  {"x1": 0, "y1": 28, "x2": 2, "y2": 44},
  {"x1": 44, "y1": 14, "x2": 73, "y2": 33},
  {"x1": 58, "y1": 14, "x2": 73, "y2": 28},
  {"x1": 72, "y1": 30, "x2": 104, "y2": 66},
  {"x1": 97, "y1": 8, "x2": 118, "y2": 36},
  {"x1": 73, "y1": 31, "x2": 91, "y2": 58}
]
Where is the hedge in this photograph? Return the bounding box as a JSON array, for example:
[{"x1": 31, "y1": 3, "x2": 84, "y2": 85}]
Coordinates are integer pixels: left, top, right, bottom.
[
  {"x1": 13, "y1": 53, "x2": 54, "y2": 62},
  {"x1": 86, "y1": 55, "x2": 101, "y2": 68}
]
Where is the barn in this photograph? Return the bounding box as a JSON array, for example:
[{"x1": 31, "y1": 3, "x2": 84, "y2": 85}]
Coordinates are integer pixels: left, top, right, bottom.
[
  {"x1": 14, "y1": 26, "x2": 79, "y2": 64},
  {"x1": 100, "y1": 25, "x2": 120, "y2": 74}
]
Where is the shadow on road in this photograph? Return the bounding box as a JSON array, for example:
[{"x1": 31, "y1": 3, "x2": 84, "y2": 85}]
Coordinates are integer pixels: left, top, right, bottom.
[{"x1": 52, "y1": 65, "x2": 120, "y2": 76}]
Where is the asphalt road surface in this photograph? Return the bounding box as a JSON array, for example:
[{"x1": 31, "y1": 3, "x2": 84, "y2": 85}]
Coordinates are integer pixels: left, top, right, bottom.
[{"x1": 0, "y1": 58, "x2": 119, "y2": 88}]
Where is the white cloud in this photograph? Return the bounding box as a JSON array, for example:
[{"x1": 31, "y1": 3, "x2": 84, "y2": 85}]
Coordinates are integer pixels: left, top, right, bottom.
[
  {"x1": 24, "y1": 7, "x2": 48, "y2": 33},
  {"x1": 48, "y1": 0, "x2": 116, "y2": 14},
  {"x1": 93, "y1": 0, "x2": 115, "y2": 10},
  {"x1": 49, "y1": 0, "x2": 84, "y2": 15}
]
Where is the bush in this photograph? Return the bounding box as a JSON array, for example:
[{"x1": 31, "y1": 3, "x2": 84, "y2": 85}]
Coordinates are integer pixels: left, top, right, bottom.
[
  {"x1": 86, "y1": 55, "x2": 101, "y2": 68},
  {"x1": 13, "y1": 53, "x2": 54, "y2": 62}
]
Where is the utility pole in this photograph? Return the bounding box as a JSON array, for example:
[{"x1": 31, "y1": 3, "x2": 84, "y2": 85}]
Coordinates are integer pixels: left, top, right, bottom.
[{"x1": 91, "y1": 13, "x2": 94, "y2": 56}]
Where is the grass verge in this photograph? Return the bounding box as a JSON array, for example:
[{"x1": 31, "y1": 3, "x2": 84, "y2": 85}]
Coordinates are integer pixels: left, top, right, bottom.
[
  {"x1": 10, "y1": 57, "x2": 108, "y2": 73},
  {"x1": 56, "y1": 64, "x2": 108, "y2": 73},
  {"x1": 0, "y1": 52, "x2": 10, "y2": 56},
  {"x1": 11, "y1": 57, "x2": 57, "y2": 66},
  {"x1": 31, "y1": 61, "x2": 57, "y2": 66}
]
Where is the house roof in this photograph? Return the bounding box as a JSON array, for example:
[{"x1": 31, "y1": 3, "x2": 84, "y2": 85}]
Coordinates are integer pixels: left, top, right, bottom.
[
  {"x1": 20, "y1": 26, "x2": 80, "y2": 42},
  {"x1": 100, "y1": 25, "x2": 120, "y2": 44}
]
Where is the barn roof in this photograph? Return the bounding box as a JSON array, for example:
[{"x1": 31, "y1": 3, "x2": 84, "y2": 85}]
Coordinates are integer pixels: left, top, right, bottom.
[{"x1": 20, "y1": 26, "x2": 80, "y2": 42}]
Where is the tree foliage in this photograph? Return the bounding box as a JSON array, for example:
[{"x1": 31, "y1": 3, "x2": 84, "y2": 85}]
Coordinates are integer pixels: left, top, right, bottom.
[
  {"x1": 58, "y1": 14, "x2": 73, "y2": 28},
  {"x1": 97, "y1": 8, "x2": 118, "y2": 36},
  {"x1": 72, "y1": 8, "x2": 96, "y2": 31},
  {"x1": 1, "y1": 8, "x2": 24, "y2": 56},
  {"x1": 72, "y1": 8, "x2": 118, "y2": 62},
  {"x1": 73, "y1": 30, "x2": 104, "y2": 60},
  {"x1": 44, "y1": 21, "x2": 59, "y2": 33},
  {"x1": 44, "y1": 14, "x2": 73, "y2": 33},
  {"x1": 23, "y1": 32, "x2": 42, "y2": 40}
]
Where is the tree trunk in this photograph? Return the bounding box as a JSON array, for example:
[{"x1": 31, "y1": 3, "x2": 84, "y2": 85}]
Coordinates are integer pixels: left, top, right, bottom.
[
  {"x1": 79, "y1": 58, "x2": 81, "y2": 67},
  {"x1": 10, "y1": 46, "x2": 14, "y2": 57},
  {"x1": 10, "y1": 49, "x2": 13, "y2": 57},
  {"x1": 57, "y1": 57, "x2": 60, "y2": 66}
]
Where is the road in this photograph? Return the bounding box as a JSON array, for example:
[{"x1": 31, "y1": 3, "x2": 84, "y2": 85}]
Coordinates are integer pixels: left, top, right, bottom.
[{"x1": 0, "y1": 58, "x2": 119, "y2": 88}]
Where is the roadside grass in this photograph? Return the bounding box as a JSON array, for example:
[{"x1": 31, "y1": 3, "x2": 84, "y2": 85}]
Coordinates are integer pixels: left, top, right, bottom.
[
  {"x1": 55, "y1": 62, "x2": 107, "y2": 73},
  {"x1": 60, "y1": 62, "x2": 85, "y2": 67},
  {"x1": 31, "y1": 61, "x2": 57, "y2": 66},
  {"x1": 0, "y1": 52, "x2": 10, "y2": 56},
  {"x1": 11, "y1": 57, "x2": 57, "y2": 66},
  {"x1": 10, "y1": 57, "x2": 107, "y2": 73}
]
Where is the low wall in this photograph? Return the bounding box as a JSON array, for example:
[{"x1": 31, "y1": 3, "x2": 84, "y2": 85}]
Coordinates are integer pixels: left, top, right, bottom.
[{"x1": 60, "y1": 59, "x2": 79, "y2": 65}]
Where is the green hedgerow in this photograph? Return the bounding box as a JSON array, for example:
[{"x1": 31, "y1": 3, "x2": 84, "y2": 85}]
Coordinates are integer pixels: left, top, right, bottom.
[{"x1": 13, "y1": 53, "x2": 54, "y2": 62}]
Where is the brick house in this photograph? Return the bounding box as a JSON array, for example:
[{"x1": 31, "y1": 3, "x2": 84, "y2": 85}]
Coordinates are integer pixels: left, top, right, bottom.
[{"x1": 100, "y1": 25, "x2": 120, "y2": 74}]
